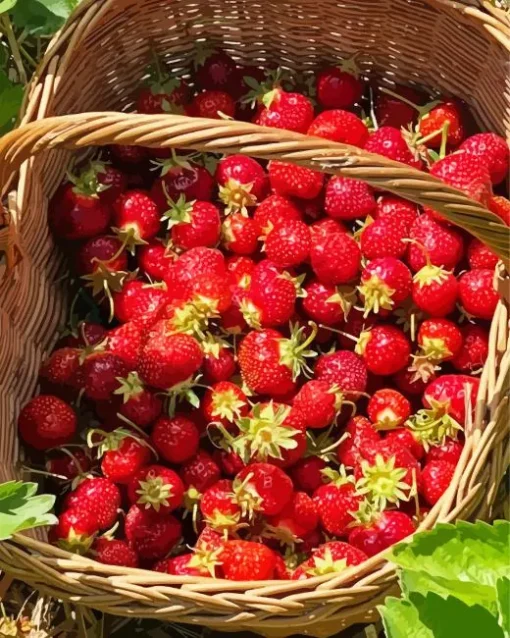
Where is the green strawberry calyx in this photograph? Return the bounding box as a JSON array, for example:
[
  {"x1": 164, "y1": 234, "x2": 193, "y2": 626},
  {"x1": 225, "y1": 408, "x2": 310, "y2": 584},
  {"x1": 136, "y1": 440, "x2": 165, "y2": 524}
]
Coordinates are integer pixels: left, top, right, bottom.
[
  {"x1": 218, "y1": 178, "x2": 257, "y2": 216},
  {"x1": 406, "y1": 398, "x2": 463, "y2": 450},
  {"x1": 278, "y1": 321, "x2": 318, "y2": 380},
  {"x1": 136, "y1": 473, "x2": 175, "y2": 512},
  {"x1": 356, "y1": 454, "x2": 413, "y2": 510}
]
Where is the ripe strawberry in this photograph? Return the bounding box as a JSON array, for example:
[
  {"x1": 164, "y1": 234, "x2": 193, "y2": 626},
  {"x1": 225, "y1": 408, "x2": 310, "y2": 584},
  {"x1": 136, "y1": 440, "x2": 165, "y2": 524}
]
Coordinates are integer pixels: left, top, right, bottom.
[
  {"x1": 418, "y1": 101, "x2": 464, "y2": 148},
  {"x1": 254, "y1": 194, "x2": 302, "y2": 237},
  {"x1": 137, "y1": 77, "x2": 189, "y2": 114},
  {"x1": 125, "y1": 505, "x2": 182, "y2": 561},
  {"x1": 181, "y1": 450, "x2": 221, "y2": 492},
  {"x1": 115, "y1": 372, "x2": 162, "y2": 428},
  {"x1": 307, "y1": 110, "x2": 369, "y2": 146},
  {"x1": 52, "y1": 510, "x2": 98, "y2": 553},
  {"x1": 488, "y1": 195, "x2": 510, "y2": 226},
  {"x1": 190, "y1": 90, "x2": 236, "y2": 118},
  {"x1": 417, "y1": 318, "x2": 463, "y2": 361},
  {"x1": 310, "y1": 217, "x2": 347, "y2": 239},
  {"x1": 195, "y1": 51, "x2": 238, "y2": 91},
  {"x1": 393, "y1": 367, "x2": 428, "y2": 396},
  {"x1": 213, "y1": 449, "x2": 246, "y2": 477},
  {"x1": 315, "y1": 350, "x2": 368, "y2": 398},
  {"x1": 64, "y1": 321, "x2": 107, "y2": 348},
  {"x1": 374, "y1": 195, "x2": 419, "y2": 233},
  {"x1": 302, "y1": 280, "x2": 350, "y2": 326},
  {"x1": 241, "y1": 262, "x2": 296, "y2": 328},
  {"x1": 46, "y1": 448, "x2": 91, "y2": 480},
  {"x1": 40, "y1": 348, "x2": 81, "y2": 388},
  {"x1": 316, "y1": 63, "x2": 363, "y2": 109},
  {"x1": 313, "y1": 470, "x2": 361, "y2": 536},
  {"x1": 384, "y1": 428, "x2": 424, "y2": 460},
  {"x1": 293, "y1": 541, "x2": 367, "y2": 579},
  {"x1": 226, "y1": 254, "x2": 255, "y2": 283},
  {"x1": 150, "y1": 161, "x2": 214, "y2": 213},
  {"x1": 407, "y1": 214, "x2": 464, "y2": 272},
  {"x1": 268, "y1": 161, "x2": 324, "y2": 200},
  {"x1": 128, "y1": 464, "x2": 184, "y2": 513},
  {"x1": 203, "y1": 345, "x2": 237, "y2": 383},
  {"x1": 452, "y1": 324, "x2": 489, "y2": 372},
  {"x1": 359, "y1": 258, "x2": 412, "y2": 316},
  {"x1": 411, "y1": 262, "x2": 458, "y2": 317},
  {"x1": 150, "y1": 415, "x2": 200, "y2": 464},
  {"x1": 426, "y1": 438, "x2": 463, "y2": 465},
  {"x1": 375, "y1": 85, "x2": 424, "y2": 129},
  {"x1": 112, "y1": 190, "x2": 160, "y2": 251},
  {"x1": 163, "y1": 197, "x2": 221, "y2": 250},
  {"x1": 222, "y1": 213, "x2": 259, "y2": 254},
  {"x1": 324, "y1": 176, "x2": 376, "y2": 220},
  {"x1": 419, "y1": 460, "x2": 456, "y2": 505},
  {"x1": 256, "y1": 88, "x2": 314, "y2": 133},
  {"x1": 110, "y1": 144, "x2": 149, "y2": 167},
  {"x1": 18, "y1": 395, "x2": 76, "y2": 450},
  {"x1": 113, "y1": 280, "x2": 168, "y2": 324},
  {"x1": 154, "y1": 553, "x2": 212, "y2": 577},
  {"x1": 200, "y1": 479, "x2": 241, "y2": 530},
  {"x1": 76, "y1": 235, "x2": 128, "y2": 277},
  {"x1": 367, "y1": 389, "x2": 411, "y2": 429},
  {"x1": 202, "y1": 381, "x2": 248, "y2": 428},
  {"x1": 360, "y1": 217, "x2": 407, "y2": 260},
  {"x1": 185, "y1": 271, "x2": 232, "y2": 313},
  {"x1": 138, "y1": 328, "x2": 203, "y2": 390},
  {"x1": 467, "y1": 238, "x2": 499, "y2": 270},
  {"x1": 106, "y1": 322, "x2": 143, "y2": 369},
  {"x1": 290, "y1": 457, "x2": 327, "y2": 494},
  {"x1": 100, "y1": 433, "x2": 152, "y2": 484},
  {"x1": 458, "y1": 269, "x2": 499, "y2": 320},
  {"x1": 268, "y1": 491, "x2": 319, "y2": 540},
  {"x1": 49, "y1": 182, "x2": 111, "y2": 241},
  {"x1": 337, "y1": 415, "x2": 380, "y2": 467},
  {"x1": 80, "y1": 352, "x2": 127, "y2": 401},
  {"x1": 348, "y1": 508, "x2": 415, "y2": 557},
  {"x1": 138, "y1": 240, "x2": 175, "y2": 280},
  {"x1": 265, "y1": 219, "x2": 311, "y2": 268},
  {"x1": 311, "y1": 231, "x2": 361, "y2": 284},
  {"x1": 219, "y1": 540, "x2": 276, "y2": 580},
  {"x1": 93, "y1": 538, "x2": 139, "y2": 568},
  {"x1": 64, "y1": 477, "x2": 121, "y2": 530},
  {"x1": 94, "y1": 162, "x2": 128, "y2": 205},
  {"x1": 459, "y1": 132, "x2": 509, "y2": 184},
  {"x1": 235, "y1": 462, "x2": 293, "y2": 516},
  {"x1": 364, "y1": 126, "x2": 422, "y2": 169},
  {"x1": 293, "y1": 380, "x2": 346, "y2": 429},
  {"x1": 423, "y1": 374, "x2": 480, "y2": 426},
  {"x1": 216, "y1": 155, "x2": 268, "y2": 212},
  {"x1": 356, "y1": 325, "x2": 411, "y2": 375}
]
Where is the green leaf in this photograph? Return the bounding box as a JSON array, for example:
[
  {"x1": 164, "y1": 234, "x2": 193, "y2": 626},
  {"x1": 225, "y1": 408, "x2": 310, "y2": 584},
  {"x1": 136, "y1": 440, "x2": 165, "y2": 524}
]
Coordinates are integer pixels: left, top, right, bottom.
[
  {"x1": 496, "y1": 577, "x2": 510, "y2": 635},
  {"x1": 0, "y1": 481, "x2": 57, "y2": 540},
  {"x1": 379, "y1": 596, "x2": 433, "y2": 638},
  {"x1": 0, "y1": 70, "x2": 23, "y2": 134},
  {"x1": 10, "y1": 0, "x2": 69, "y2": 35},
  {"x1": 35, "y1": 0, "x2": 79, "y2": 18},
  {"x1": 0, "y1": 0, "x2": 17, "y2": 13}
]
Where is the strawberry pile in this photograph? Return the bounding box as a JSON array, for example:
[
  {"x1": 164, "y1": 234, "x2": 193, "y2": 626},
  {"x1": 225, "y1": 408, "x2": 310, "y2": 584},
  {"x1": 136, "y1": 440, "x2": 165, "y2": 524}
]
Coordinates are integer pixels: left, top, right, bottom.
[{"x1": 17, "y1": 50, "x2": 509, "y2": 582}]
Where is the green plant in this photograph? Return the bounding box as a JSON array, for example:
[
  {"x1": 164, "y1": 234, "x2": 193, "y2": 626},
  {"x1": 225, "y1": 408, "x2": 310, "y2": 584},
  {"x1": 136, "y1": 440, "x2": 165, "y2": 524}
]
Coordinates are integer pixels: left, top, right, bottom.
[
  {"x1": 379, "y1": 520, "x2": 510, "y2": 637},
  {"x1": 0, "y1": 480, "x2": 57, "y2": 539}
]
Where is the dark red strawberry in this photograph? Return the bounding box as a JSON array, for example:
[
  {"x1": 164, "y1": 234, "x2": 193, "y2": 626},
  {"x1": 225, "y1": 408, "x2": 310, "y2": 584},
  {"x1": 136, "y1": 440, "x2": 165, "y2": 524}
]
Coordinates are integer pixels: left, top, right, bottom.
[
  {"x1": 114, "y1": 372, "x2": 162, "y2": 428},
  {"x1": 80, "y1": 352, "x2": 127, "y2": 401},
  {"x1": 325, "y1": 176, "x2": 376, "y2": 220},
  {"x1": 40, "y1": 348, "x2": 81, "y2": 389},
  {"x1": 316, "y1": 60, "x2": 363, "y2": 109},
  {"x1": 93, "y1": 538, "x2": 139, "y2": 568},
  {"x1": 375, "y1": 85, "x2": 425, "y2": 129},
  {"x1": 138, "y1": 239, "x2": 175, "y2": 280},
  {"x1": 307, "y1": 110, "x2": 369, "y2": 146},
  {"x1": 194, "y1": 51, "x2": 238, "y2": 91},
  {"x1": 128, "y1": 464, "x2": 184, "y2": 513},
  {"x1": 76, "y1": 235, "x2": 128, "y2": 277},
  {"x1": 268, "y1": 491, "x2": 319, "y2": 541},
  {"x1": 181, "y1": 450, "x2": 221, "y2": 492},
  {"x1": 151, "y1": 415, "x2": 200, "y2": 464},
  {"x1": 125, "y1": 505, "x2": 182, "y2": 561},
  {"x1": 18, "y1": 395, "x2": 76, "y2": 450},
  {"x1": 290, "y1": 456, "x2": 327, "y2": 494},
  {"x1": 458, "y1": 269, "x2": 499, "y2": 320},
  {"x1": 203, "y1": 345, "x2": 237, "y2": 383},
  {"x1": 348, "y1": 507, "x2": 415, "y2": 557},
  {"x1": 452, "y1": 324, "x2": 489, "y2": 372},
  {"x1": 190, "y1": 90, "x2": 236, "y2": 118},
  {"x1": 315, "y1": 350, "x2": 367, "y2": 398},
  {"x1": 150, "y1": 160, "x2": 215, "y2": 213},
  {"x1": 46, "y1": 448, "x2": 91, "y2": 480},
  {"x1": 49, "y1": 182, "x2": 111, "y2": 240}
]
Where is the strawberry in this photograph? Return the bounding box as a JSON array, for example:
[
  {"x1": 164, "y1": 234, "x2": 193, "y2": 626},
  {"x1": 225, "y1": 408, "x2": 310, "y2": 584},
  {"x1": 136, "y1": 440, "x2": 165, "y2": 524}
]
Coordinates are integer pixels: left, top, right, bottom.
[
  {"x1": 113, "y1": 280, "x2": 168, "y2": 324},
  {"x1": 290, "y1": 457, "x2": 327, "y2": 494},
  {"x1": 195, "y1": 51, "x2": 238, "y2": 91},
  {"x1": 356, "y1": 325, "x2": 411, "y2": 375},
  {"x1": 311, "y1": 230, "x2": 361, "y2": 284},
  {"x1": 367, "y1": 389, "x2": 411, "y2": 429},
  {"x1": 459, "y1": 132, "x2": 509, "y2": 184},
  {"x1": 348, "y1": 506, "x2": 415, "y2": 557},
  {"x1": 234, "y1": 462, "x2": 293, "y2": 516},
  {"x1": 216, "y1": 155, "x2": 268, "y2": 213},
  {"x1": 374, "y1": 195, "x2": 419, "y2": 233},
  {"x1": 154, "y1": 553, "x2": 213, "y2": 577},
  {"x1": 324, "y1": 176, "x2": 376, "y2": 220},
  {"x1": 267, "y1": 491, "x2": 319, "y2": 541},
  {"x1": 238, "y1": 325, "x2": 317, "y2": 397},
  {"x1": 293, "y1": 380, "x2": 347, "y2": 429},
  {"x1": 293, "y1": 541, "x2": 367, "y2": 579},
  {"x1": 80, "y1": 352, "x2": 128, "y2": 401},
  {"x1": 76, "y1": 235, "x2": 128, "y2": 277},
  {"x1": 115, "y1": 372, "x2": 162, "y2": 428},
  {"x1": 163, "y1": 197, "x2": 221, "y2": 250},
  {"x1": 112, "y1": 190, "x2": 160, "y2": 252},
  {"x1": 426, "y1": 438, "x2": 463, "y2": 465},
  {"x1": 417, "y1": 318, "x2": 463, "y2": 361},
  {"x1": 226, "y1": 254, "x2": 255, "y2": 283},
  {"x1": 314, "y1": 350, "x2": 368, "y2": 398},
  {"x1": 393, "y1": 367, "x2": 428, "y2": 396},
  {"x1": 268, "y1": 162, "x2": 324, "y2": 200},
  {"x1": 241, "y1": 262, "x2": 296, "y2": 328},
  {"x1": 64, "y1": 321, "x2": 107, "y2": 348},
  {"x1": 254, "y1": 194, "x2": 303, "y2": 237},
  {"x1": 375, "y1": 85, "x2": 425, "y2": 129},
  {"x1": 18, "y1": 395, "x2": 76, "y2": 450},
  {"x1": 338, "y1": 308, "x2": 376, "y2": 350},
  {"x1": 384, "y1": 428, "x2": 424, "y2": 460},
  {"x1": 64, "y1": 477, "x2": 121, "y2": 530},
  {"x1": 150, "y1": 161, "x2": 215, "y2": 213},
  {"x1": 419, "y1": 460, "x2": 456, "y2": 505},
  {"x1": 411, "y1": 262, "x2": 458, "y2": 317},
  {"x1": 138, "y1": 240, "x2": 175, "y2": 280},
  {"x1": 202, "y1": 381, "x2": 248, "y2": 429},
  {"x1": 256, "y1": 88, "x2": 314, "y2": 133},
  {"x1": 219, "y1": 540, "x2": 276, "y2": 580},
  {"x1": 203, "y1": 345, "x2": 237, "y2": 383},
  {"x1": 49, "y1": 182, "x2": 111, "y2": 241},
  {"x1": 467, "y1": 238, "x2": 499, "y2": 270},
  {"x1": 93, "y1": 538, "x2": 139, "y2": 568},
  {"x1": 52, "y1": 510, "x2": 97, "y2": 553},
  {"x1": 358, "y1": 258, "x2": 412, "y2": 316},
  {"x1": 488, "y1": 195, "x2": 510, "y2": 226},
  {"x1": 190, "y1": 90, "x2": 236, "y2": 118},
  {"x1": 310, "y1": 217, "x2": 347, "y2": 239},
  {"x1": 164, "y1": 247, "x2": 226, "y2": 295},
  {"x1": 181, "y1": 450, "x2": 221, "y2": 492},
  {"x1": 360, "y1": 217, "x2": 407, "y2": 260},
  {"x1": 265, "y1": 219, "x2": 311, "y2": 267},
  {"x1": 337, "y1": 415, "x2": 380, "y2": 467},
  {"x1": 407, "y1": 214, "x2": 464, "y2": 272},
  {"x1": 106, "y1": 322, "x2": 143, "y2": 369},
  {"x1": 423, "y1": 374, "x2": 480, "y2": 426},
  {"x1": 364, "y1": 126, "x2": 422, "y2": 169},
  {"x1": 214, "y1": 449, "x2": 246, "y2": 477},
  {"x1": 222, "y1": 213, "x2": 259, "y2": 254},
  {"x1": 95, "y1": 162, "x2": 128, "y2": 205},
  {"x1": 316, "y1": 62, "x2": 363, "y2": 109},
  {"x1": 46, "y1": 448, "x2": 91, "y2": 480},
  {"x1": 125, "y1": 505, "x2": 182, "y2": 561},
  {"x1": 110, "y1": 144, "x2": 149, "y2": 167},
  {"x1": 302, "y1": 279, "x2": 350, "y2": 326},
  {"x1": 307, "y1": 110, "x2": 369, "y2": 146},
  {"x1": 98, "y1": 432, "x2": 152, "y2": 484},
  {"x1": 150, "y1": 415, "x2": 200, "y2": 464},
  {"x1": 452, "y1": 324, "x2": 489, "y2": 372},
  {"x1": 458, "y1": 269, "x2": 499, "y2": 320},
  {"x1": 137, "y1": 79, "x2": 189, "y2": 115},
  {"x1": 313, "y1": 469, "x2": 361, "y2": 536},
  {"x1": 40, "y1": 348, "x2": 81, "y2": 388},
  {"x1": 128, "y1": 464, "x2": 184, "y2": 513},
  {"x1": 417, "y1": 101, "x2": 464, "y2": 148},
  {"x1": 138, "y1": 328, "x2": 203, "y2": 390},
  {"x1": 200, "y1": 479, "x2": 241, "y2": 530}
]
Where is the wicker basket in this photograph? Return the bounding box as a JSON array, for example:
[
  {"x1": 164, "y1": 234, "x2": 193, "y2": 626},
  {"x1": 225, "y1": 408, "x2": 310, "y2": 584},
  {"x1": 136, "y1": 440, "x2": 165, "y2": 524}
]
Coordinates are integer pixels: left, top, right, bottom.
[{"x1": 0, "y1": 1, "x2": 509, "y2": 636}]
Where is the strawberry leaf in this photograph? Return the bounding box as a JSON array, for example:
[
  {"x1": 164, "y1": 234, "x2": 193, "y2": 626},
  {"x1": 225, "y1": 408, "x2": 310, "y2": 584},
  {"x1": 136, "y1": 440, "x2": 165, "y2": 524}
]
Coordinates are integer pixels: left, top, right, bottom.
[
  {"x1": 379, "y1": 596, "x2": 433, "y2": 638},
  {"x1": 0, "y1": 0, "x2": 17, "y2": 13},
  {"x1": 0, "y1": 481, "x2": 57, "y2": 540},
  {"x1": 497, "y1": 577, "x2": 510, "y2": 635}
]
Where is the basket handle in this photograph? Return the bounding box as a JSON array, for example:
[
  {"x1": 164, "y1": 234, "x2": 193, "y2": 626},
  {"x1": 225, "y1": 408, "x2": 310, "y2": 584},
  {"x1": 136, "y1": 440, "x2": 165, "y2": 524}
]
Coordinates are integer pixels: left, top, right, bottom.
[{"x1": 0, "y1": 111, "x2": 507, "y2": 269}]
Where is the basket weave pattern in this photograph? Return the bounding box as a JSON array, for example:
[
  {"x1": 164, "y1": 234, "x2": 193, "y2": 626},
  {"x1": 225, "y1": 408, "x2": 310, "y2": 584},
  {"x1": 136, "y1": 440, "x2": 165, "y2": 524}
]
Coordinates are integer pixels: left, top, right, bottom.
[{"x1": 0, "y1": 1, "x2": 508, "y2": 635}]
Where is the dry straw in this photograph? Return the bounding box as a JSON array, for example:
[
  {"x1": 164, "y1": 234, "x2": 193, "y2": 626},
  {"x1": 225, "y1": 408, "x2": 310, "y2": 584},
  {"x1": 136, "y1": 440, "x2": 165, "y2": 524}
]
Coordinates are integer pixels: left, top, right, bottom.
[{"x1": 0, "y1": 1, "x2": 508, "y2": 636}]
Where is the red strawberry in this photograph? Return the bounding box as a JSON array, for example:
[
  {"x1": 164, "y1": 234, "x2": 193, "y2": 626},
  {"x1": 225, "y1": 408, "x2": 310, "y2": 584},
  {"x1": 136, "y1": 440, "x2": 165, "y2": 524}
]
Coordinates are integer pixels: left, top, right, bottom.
[
  {"x1": 181, "y1": 450, "x2": 221, "y2": 492},
  {"x1": 325, "y1": 176, "x2": 376, "y2": 220},
  {"x1": 315, "y1": 350, "x2": 368, "y2": 398},
  {"x1": 49, "y1": 182, "x2": 111, "y2": 241},
  {"x1": 307, "y1": 110, "x2": 369, "y2": 146},
  {"x1": 113, "y1": 280, "x2": 168, "y2": 324},
  {"x1": 337, "y1": 415, "x2": 380, "y2": 467},
  {"x1": 411, "y1": 262, "x2": 458, "y2": 317},
  {"x1": 302, "y1": 279, "x2": 351, "y2": 326},
  {"x1": 163, "y1": 197, "x2": 221, "y2": 250},
  {"x1": 364, "y1": 126, "x2": 422, "y2": 169},
  {"x1": 110, "y1": 144, "x2": 149, "y2": 167},
  {"x1": 64, "y1": 321, "x2": 107, "y2": 348},
  {"x1": 452, "y1": 324, "x2": 489, "y2": 372},
  {"x1": 257, "y1": 88, "x2": 314, "y2": 133},
  {"x1": 125, "y1": 505, "x2": 182, "y2": 561},
  {"x1": 76, "y1": 235, "x2": 128, "y2": 277},
  {"x1": 311, "y1": 230, "x2": 361, "y2": 284},
  {"x1": 290, "y1": 457, "x2": 327, "y2": 494},
  {"x1": 488, "y1": 195, "x2": 510, "y2": 226},
  {"x1": 254, "y1": 194, "x2": 302, "y2": 238},
  {"x1": 310, "y1": 217, "x2": 347, "y2": 239},
  {"x1": 219, "y1": 540, "x2": 276, "y2": 580},
  {"x1": 99, "y1": 432, "x2": 152, "y2": 484},
  {"x1": 374, "y1": 195, "x2": 419, "y2": 233},
  {"x1": 222, "y1": 213, "x2": 259, "y2": 254},
  {"x1": 419, "y1": 460, "x2": 456, "y2": 505},
  {"x1": 458, "y1": 269, "x2": 499, "y2": 320},
  {"x1": 375, "y1": 85, "x2": 425, "y2": 129},
  {"x1": 214, "y1": 449, "x2": 246, "y2": 477},
  {"x1": 268, "y1": 161, "x2": 324, "y2": 200},
  {"x1": 460, "y1": 132, "x2": 509, "y2": 184},
  {"x1": 93, "y1": 538, "x2": 139, "y2": 568},
  {"x1": 52, "y1": 510, "x2": 97, "y2": 553},
  {"x1": 195, "y1": 51, "x2": 238, "y2": 91},
  {"x1": 112, "y1": 190, "x2": 160, "y2": 251},
  {"x1": 418, "y1": 101, "x2": 464, "y2": 148},
  {"x1": 360, "y1": 217, "x2": 407, "y2": 260},
  {"x1": 115, "y1": 372, "x2": 162, "y2": 428},
  {"x1": 80, "y1": 352, "x2": 127, "y2": 401},
  {"x1": 423, "y1": 374, "x2": 480, "y2": 426},
  {"x1": 235, "y1": 462, "x2": 293, "y2": 516},
  {"x1": 106, "y1": 322, "x2": 143, "y2": 369},
  {"x1": 64, "y1": 477, "x2": 121, "y2": 530},
  {"x1": 226, "y1": 254, "x2": 255, "y2": 283},
  {"x1": 150, "y1": 161, "x2": 214, "y2": 213},
  {"x1": 268, "y1": 491, "x2": 319, "y2": 540},
  {"x1": 348, "y1": 507, "x2": 415, "y2": 557},
  {"x1": 137, "y1": 79, "x2": 189, "y2": 115},
  {"x1": 384, "y1": 428, "x2": 424, "y2": 460},
  {"x1": 200, "y1": 479, "x2": 241, "y2": 530},
  {"x1": 138, "y1": 240, "x2": 175, "y2": 280},
  {"x1": 154, "y1": 553, "x2": 213, "y2": 577},
  {"x1": 313, "y1": 470, "x2": 361, "y2": 536},
  {"x1": 203, "y1": 345, "x2": 237, "y2": 383},
  {"x1": 393, "y1": 367, "x2": 428, "y2": 396},
  {"x1": 359, "y1": 258, "x2": 412, "y2": 316},
  {"x1": 316, "y1": 62, "x2": 363, "y2": 109},
  {"x1": 356, "y1": 325, "x2": 411, "y2": 375},
  {"x1": 216, "y1": 155, "x2": 268, "y2": 212},
  {"x1": 241, "y1": 261, "x2": 296, "y2": 328},
  {"x1": 138, "y1": 328, "x2": 203, "y2": 390},
  {"x1": 426, "y1": 438, "x2": 463, "y2": 465},
  {"x1": 151, "y1": 415, "x2": 200, "y2": 464},
  {"x1": 265, "y1": 219, "x2": 311, "y2": 267},
  {"x1": 293, "y1": 541, "x2": 367, "y2": 579},
  {"x1": 95, "y1": 163, "x2": 128, "y2": 205},
  {"x1": 190, "y1": 90, "x2": 236, "y2": 118},
  {"x1": 128, "y1": 464, "x2": 184, "y2": 513},
  {"x1": 367, "y1": 389, "x2": 411, "y2": 429},
  {"x1": 202, "y1": 381, "x2": 248, "y2": 428},
  {"x1": 46, "y1": 448, "x2": 91, "y2": 480},
  {"x1": 407, "y1": 214, "x2": 464, "y2": 272},
  {"x1": 40, "y1": 348, "x2": 81, "y2": 388},
  {"x1": 467, "y1": 238, "x2": 499, "y2": 270},
  {"x1": 417, "y1": 318, "x2": 463, "y2": 361},
  {"x1": 293, "y1": 380, "x2": 346, "y2": 429},
  {"x1": 18, "y1": 395, "x2": 76, "y2": 450}
]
